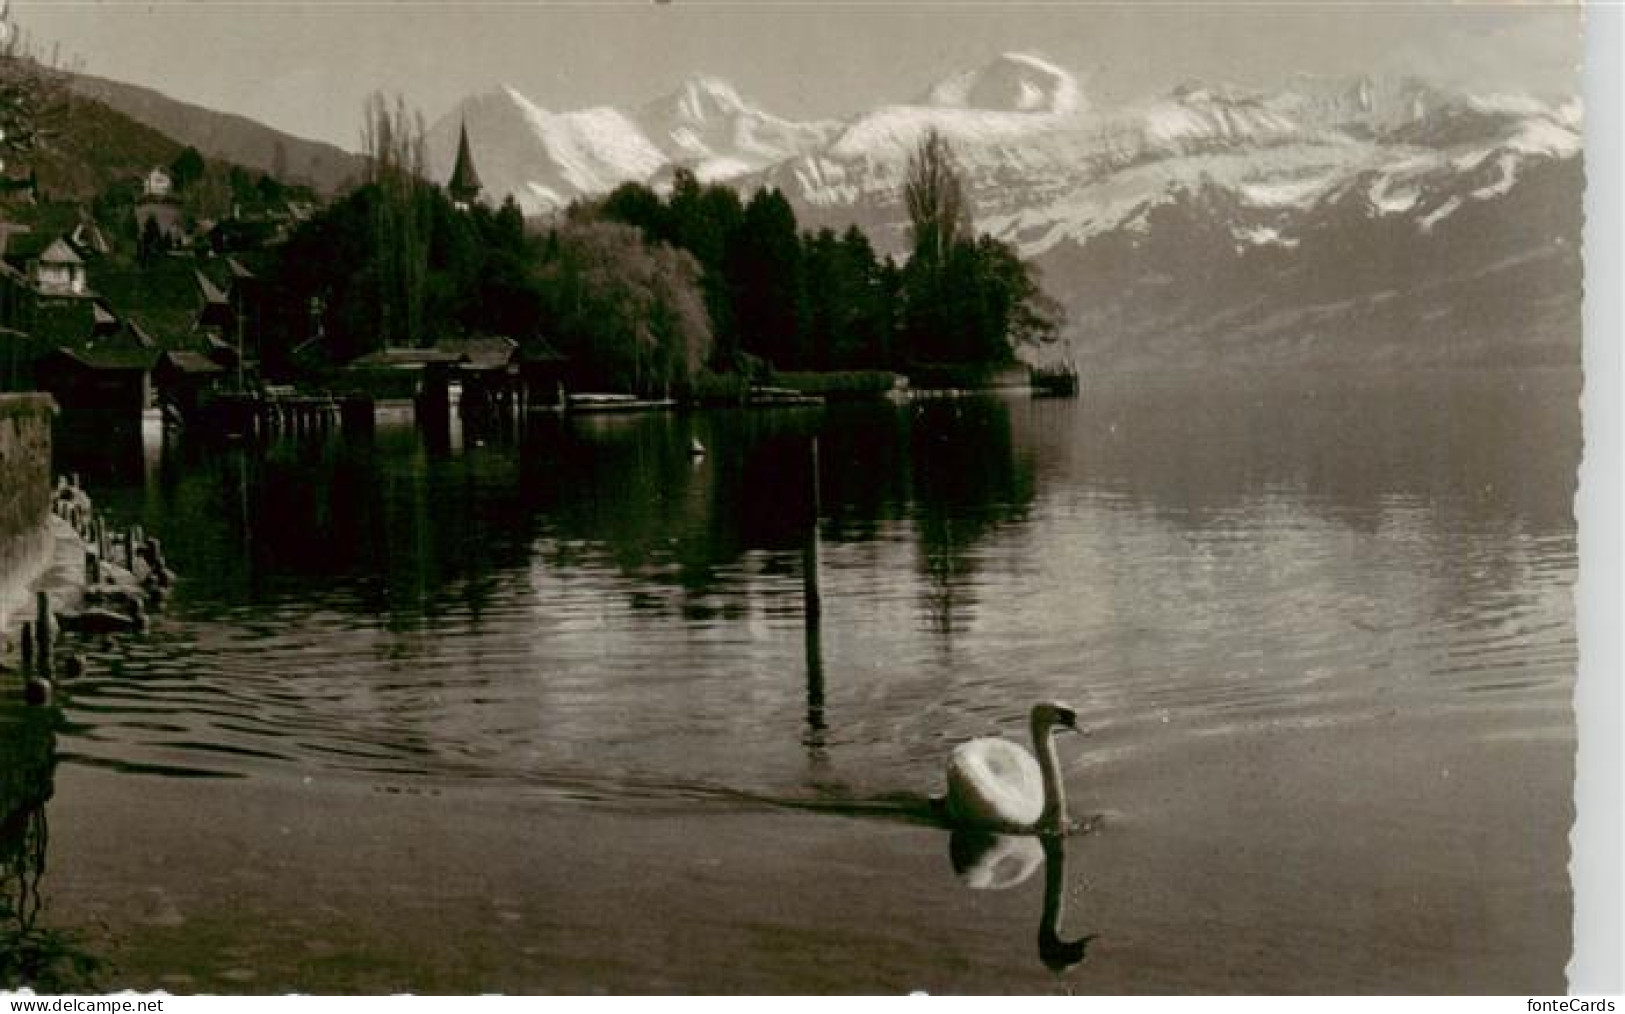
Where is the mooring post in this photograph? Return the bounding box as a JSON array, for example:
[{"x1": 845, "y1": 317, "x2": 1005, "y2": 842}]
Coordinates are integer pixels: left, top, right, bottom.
[
  {"x1": 802, "y1": 436, "x2": 822, "y2": 620},
  {"x1": 147, "y1": 537, "x2": 172, "y2": 587},
  {"x1": 124, "y1": 528, "x2": 137, "y2": 572},
  {"x1": 33, "y1": 591, "x2": 53, "y2": 676},
  {"x1": 19, "y1": 620, "x2": 33, "y2": 671}
]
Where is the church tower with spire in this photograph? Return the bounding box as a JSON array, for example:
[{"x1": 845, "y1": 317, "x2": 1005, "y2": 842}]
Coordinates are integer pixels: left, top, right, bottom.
[{"x1": 448, "y1": 121, "x2": 483, "y2": 210}]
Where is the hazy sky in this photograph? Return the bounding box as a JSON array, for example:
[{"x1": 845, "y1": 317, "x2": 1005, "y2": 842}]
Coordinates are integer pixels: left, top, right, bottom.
[{"x1": 13, "y1": 2, "x2": 1584, "y2": 152}]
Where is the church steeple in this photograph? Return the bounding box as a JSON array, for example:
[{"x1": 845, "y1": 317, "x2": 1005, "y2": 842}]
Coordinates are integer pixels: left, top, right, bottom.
[{"x1": 448, "y1": 120, "x2": 482, "y2": 209}]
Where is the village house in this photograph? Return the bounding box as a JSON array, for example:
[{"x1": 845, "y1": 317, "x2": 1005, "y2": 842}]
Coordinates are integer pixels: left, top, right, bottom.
[
  {"x1": 4, "y1": 230, "x2": 89, "y2": 296},
  {"x1": 0, "y1": 225, "x2": 106, "y2": 374},
  {"x1": 143, "y1": 167, "x2": 173, "y2": 199}
]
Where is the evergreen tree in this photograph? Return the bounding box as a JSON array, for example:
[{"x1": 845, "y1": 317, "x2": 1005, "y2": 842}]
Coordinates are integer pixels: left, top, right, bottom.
[
  {"x1": 169, "y1": 147, "x2": 205, "y2": 191},
  {"x1": 137, "y1": 214, "x2": 166, "y2": 264},
  {"x1": 600, "y1": 182, "x2": 670, "y2": 245},
  {"x1": 838, "y1": 225, "x2": 894, "y2": 369},
  {"x1": 729, "y1": 187, "x2": 804, "y2": 368}
]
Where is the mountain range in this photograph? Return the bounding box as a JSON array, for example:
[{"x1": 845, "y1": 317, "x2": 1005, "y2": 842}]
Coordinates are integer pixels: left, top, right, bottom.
[
  {"x1": 72, "y1": 52, "x2": 1583, "y2": 370},
  {"x1": 421, "y1": 52, "x2": 1582, "y2": 368}
]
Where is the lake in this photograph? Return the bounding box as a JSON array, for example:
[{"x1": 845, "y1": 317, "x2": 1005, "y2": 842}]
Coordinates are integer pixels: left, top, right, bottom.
[{"x1": 1, "y1": 369, "x2": 1579, "y2": 993}]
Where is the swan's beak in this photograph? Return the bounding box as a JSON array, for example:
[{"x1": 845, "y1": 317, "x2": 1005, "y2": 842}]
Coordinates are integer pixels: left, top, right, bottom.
[{"x1": 1056, "y1": 706, "x2": 1079, "y2": 730}]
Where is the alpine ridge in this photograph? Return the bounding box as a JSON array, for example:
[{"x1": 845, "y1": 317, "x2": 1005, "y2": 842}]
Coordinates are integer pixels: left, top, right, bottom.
[{"x1": 418, "y1": 52, "x2": 1579, "y2": 368}]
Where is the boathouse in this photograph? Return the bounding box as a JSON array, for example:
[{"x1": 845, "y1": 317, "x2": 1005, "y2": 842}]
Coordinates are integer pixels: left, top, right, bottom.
[{"x1": 152, "y1": 349, "x2": 228, "y2": 421}]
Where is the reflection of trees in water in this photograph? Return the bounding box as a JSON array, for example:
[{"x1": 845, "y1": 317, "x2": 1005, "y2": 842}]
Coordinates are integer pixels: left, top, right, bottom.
[
  {"x1": 140, "y1": 428, "x2": 535, "y2": 626},
  {"x1": 119, "y1": 399, "x2": 1041, "y2": 640},
  {"x1": 108, "y1": 373, "x2": 1571, "y2": 632},
  {"x1": 909, "y1": 399, "x2": 1036, "y2": 639},
  {"x1": 514, "y1": 401, "x2": 1038, "y2": 638},
  {"x1": 0, "y1": 706, "x2": 100, "y2": 991}
]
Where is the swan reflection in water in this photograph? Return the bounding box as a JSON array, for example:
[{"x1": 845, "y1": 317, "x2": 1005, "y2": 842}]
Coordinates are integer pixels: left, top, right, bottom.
[{"x1": 950, "y1": 828, "x2": 1095, "y2": 974}]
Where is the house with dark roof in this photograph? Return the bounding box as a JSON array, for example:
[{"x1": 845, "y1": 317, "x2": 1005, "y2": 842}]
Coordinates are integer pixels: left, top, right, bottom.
[
  {"x1": 1, "y1": 230, "x2": 90, "y2": 296},
  {"x1": 435, "y1": 336, "x2": 518, "y2": 374},
  {"x1": 91, "y1": 259, "x2": 222, "y2": 348},
  {"x1": 32, "y1": 343, "x2": 158, "y2": 445},
  {"x1": 152, "y1": 348, "x2": 230, "y2": 420},
  {"x1": 0, "y1": 225, "x2": 103, "y2": 358}
]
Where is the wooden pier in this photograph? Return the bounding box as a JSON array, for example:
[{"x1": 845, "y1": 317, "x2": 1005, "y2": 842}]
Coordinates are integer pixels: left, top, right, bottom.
[{"x1": 180, "y1": 389, "x2": 375, "y2": 440}]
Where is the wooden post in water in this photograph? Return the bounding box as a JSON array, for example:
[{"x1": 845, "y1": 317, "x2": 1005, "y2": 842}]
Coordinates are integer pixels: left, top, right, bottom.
[
  {"x1": 802, "y1": 435, "x2": 827, "y2": 751},
  {"x1": 33, "y1": 591, "x2": 53, "y2": 676},
  {"x1": 802, "y1": 436, "x2": 822, "y2": 620},
  {"x1": 804, "y1": 606, "x2": 826, "y2": 749}
]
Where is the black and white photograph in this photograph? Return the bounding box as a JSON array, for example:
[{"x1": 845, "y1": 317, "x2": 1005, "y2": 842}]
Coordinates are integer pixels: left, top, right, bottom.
[{"x1": 0, "y1": 0, "x2": 1612, "y2": 996}]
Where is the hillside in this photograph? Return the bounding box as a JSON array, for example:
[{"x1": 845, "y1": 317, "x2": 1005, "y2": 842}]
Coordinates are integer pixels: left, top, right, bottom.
[
  {"x1": 26, "y1": 89, "x2": 183, "y2": 200},
  {"x1": 69, "y1": 73, "x2": 367, "y2": 195}
]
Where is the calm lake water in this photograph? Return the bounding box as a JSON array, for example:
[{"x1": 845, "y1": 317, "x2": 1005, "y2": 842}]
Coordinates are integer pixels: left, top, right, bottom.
[{"x1": 2, "y1": 369, "x2": 1579, "y2": 993}]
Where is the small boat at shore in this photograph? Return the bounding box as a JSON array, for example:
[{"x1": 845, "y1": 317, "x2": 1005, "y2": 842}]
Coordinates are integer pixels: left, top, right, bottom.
[{"x1": 567, "y1": 393, "x2": 678, "y2": 414}]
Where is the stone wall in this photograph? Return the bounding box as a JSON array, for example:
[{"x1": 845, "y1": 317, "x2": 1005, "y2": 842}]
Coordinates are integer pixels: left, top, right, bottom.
[{"x1": 0, "y1": 394, "x2": 56, "y2": 638}]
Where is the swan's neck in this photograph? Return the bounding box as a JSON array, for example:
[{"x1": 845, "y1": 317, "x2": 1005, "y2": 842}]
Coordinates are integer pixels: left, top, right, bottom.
[{"x1": 1030, "y1": 714, "x2": 1068, "y2": 832}]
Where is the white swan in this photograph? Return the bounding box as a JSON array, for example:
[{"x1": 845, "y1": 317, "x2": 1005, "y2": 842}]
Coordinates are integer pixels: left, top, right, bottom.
[{"x1": 943, "y1": 702, "x2": 1079, "y2": 834}]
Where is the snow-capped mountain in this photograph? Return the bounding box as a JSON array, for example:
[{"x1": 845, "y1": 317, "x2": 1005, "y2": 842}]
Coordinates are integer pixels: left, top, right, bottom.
[
  {"x1": 424, "y1": 53, "x2": 1581, "y2": 367},
  {"x1": 632, "y1": 75, "x2": 840, "y2": 184},
  {"x1": 426, "y1": 77, "x2": 837, "y2": 213},
  {"x1": 767, "y1": 61, "x2": 1580, "y2": 258},
  {"x1": 426, "y1": 86, "x2": 667, "y2": 213}
]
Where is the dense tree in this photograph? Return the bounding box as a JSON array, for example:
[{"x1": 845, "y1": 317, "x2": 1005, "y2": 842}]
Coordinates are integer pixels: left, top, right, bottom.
[
  {"x1": 801, "y1": 225, "x2": 896, "y2": 370},
  {"x1": 901, "y1": 129, "x2": 973, "y2": 364},
  {"x1": 137, "y1": 215, "x2": 166, "y2": 264},
  {"x1": 600, "y1": 182, "x2": 670, "y2": 245},
  {"x1": 899, "y1": 129, "x2": 1060, "y2": 367},
  {"x1": 668, "y1": 171, "x2": 743, "y2": 365},
  {"x1": 169, "y1": 146, "x2": 205, "y2": 191},
  {"x1": 729, "y1": 187, "x2": 805, "y2": 367},
  {"x1": 534, "y1": 219, "x2": 711, "y2": 395},
  {"x1": 360, "y1": 92, "x2": 432, "y2": 348},
  {"x1": 904, "y1": 129, "x2": 969, "y2": 278}
]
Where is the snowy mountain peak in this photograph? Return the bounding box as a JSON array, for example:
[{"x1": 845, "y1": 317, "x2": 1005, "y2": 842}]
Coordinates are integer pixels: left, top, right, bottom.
[
  {"x1": 634, "y1": 75, "x2": 839, "y2": 185},
  {"x1": 664, "y1": 74, "x2": 752, "y2": 122},
  {"x1": 924, "y1": 52, "x2": 1082, "y2": 115},
  {"x1": 429, "y1": 84, "x2": 665, "y2": 214}
]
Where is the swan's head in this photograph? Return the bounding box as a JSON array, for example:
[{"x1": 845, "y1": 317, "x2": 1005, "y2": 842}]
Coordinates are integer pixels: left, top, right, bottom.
[{"x1": 1032, "y1": 702, "x2": 1078, "y2": 733}]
